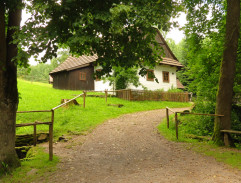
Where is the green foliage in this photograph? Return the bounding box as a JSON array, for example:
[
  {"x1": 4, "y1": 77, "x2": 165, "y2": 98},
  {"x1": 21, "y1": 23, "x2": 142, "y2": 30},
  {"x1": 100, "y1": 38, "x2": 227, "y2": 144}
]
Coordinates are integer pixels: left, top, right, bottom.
[
  {"x1": 165, "y1": 1, "x2": 241, "y2": 139},
  {"x1": 50, "y1": 49, "x2": 70, "y2": 68},
  {"x1": 167, "y1": 87, "x2": 184, "y2": 93},
  {"x1": 182, "y1": 0, "x2": 225, "y2": 38},
  {"x1": 16, "y1": 79, "x2": 191, "y2": 137},
  {"x1": 106, "y1": 66, "x2": 142, "y2": 90},
  {"x1": 17, "y1": 0, "x2": 180, "y2": 74},
  {"x1": 0, "y1": 162, "x2": 9, "y2": 176},
  {"x1": 18, "y1": 63, "x2": 52, "y2": 83}
]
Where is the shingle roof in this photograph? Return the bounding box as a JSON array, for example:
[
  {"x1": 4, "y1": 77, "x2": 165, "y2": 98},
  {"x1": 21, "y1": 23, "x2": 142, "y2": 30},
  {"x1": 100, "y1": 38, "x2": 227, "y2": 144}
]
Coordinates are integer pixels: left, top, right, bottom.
[
  {"x1": 176, "y1": 79, "x2": 185, "y2": 89},
  {"x1": 50, "y1": 55, "x2": 183, "y2": 74},
  {"x1": 159, "y1": 57, "x2": 184, "y2": 68},
  {"x1": 50, "y1": 55, "x2": 98, "y2": 74}
]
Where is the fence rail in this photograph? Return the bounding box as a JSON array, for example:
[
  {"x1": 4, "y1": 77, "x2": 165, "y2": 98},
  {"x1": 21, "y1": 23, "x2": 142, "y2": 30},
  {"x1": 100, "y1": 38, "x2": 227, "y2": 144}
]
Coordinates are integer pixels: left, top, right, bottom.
[
  {"x1": 52, "y1": 93, "x2": 84, "y2": 110},
  {"x1": 165, "y1": 108, "x2": 241, "y2": 146},
  {"x1": 16, "y1": 92, "x2": 86, "y2": 161},
  {"x1": 165, "y1": 107, "x2": 224, "y2": 140},
  {"x1": 16, "y1": 110, "x2": 54, "y2": 160}
]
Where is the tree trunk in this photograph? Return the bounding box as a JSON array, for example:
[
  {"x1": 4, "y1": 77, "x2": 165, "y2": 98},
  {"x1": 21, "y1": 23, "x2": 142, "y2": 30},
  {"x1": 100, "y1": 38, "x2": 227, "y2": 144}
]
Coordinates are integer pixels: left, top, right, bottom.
[
  {"x1": 213, "y1": 0, "x2": 240, "y2": 145},
  {"x1": 0, "y1": 2, "x2": 22, "y2": 172}
]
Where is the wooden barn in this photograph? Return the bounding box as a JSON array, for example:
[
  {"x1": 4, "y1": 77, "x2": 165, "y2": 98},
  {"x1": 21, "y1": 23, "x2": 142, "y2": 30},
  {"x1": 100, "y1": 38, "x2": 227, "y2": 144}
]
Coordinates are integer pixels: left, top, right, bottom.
[
  {"x1": 49, "y1": 55, "x2": 97, "y2": 90},
  {"x1": 49, "y1": 29, "x2": 184, "y2": 91}
]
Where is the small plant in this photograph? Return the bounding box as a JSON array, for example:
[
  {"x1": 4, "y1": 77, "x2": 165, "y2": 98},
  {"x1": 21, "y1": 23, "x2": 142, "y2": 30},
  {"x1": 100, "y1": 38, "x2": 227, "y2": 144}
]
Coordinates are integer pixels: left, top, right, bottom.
[
  {"x1": 167, "y1": 86, "x2": 183, "y2": 93},
  {"x1": 0, "y1": 161, "x2": 9, "y2": 176}
]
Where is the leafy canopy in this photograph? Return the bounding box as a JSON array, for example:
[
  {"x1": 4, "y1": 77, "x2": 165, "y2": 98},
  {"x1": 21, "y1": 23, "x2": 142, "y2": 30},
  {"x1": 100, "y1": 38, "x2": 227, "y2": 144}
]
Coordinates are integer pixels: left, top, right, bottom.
[{"x1": 17, "y1": 0, "x2": 181, "y2": 77}]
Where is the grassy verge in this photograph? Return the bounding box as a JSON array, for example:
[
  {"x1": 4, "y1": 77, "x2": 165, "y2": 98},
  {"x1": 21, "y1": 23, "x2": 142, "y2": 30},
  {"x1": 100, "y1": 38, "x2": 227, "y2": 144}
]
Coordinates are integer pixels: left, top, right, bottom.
[
  {"x1": 158, "y1": 114, "x2": 241, "y2": 170},
  {"x1": 0, "y1": 147, "x2": 58, "y2": 183}
]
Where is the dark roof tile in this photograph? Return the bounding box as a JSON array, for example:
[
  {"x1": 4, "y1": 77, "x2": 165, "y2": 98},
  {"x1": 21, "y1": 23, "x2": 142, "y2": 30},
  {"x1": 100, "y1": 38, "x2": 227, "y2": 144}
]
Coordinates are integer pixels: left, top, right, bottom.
[
  {"x1": 159, "y1": 57, "x2": 184, "y2": 68},
  {"x1": 50, "y1": 55, "x2": 183, "y2": 74},
  {"x1": 50, "y1": 55, "x2": 97, "y2": 74}
]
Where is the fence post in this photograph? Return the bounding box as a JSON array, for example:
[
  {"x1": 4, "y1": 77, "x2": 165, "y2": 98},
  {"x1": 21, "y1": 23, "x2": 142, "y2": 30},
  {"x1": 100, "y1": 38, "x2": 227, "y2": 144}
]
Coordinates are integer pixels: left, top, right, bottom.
[
  {"x1": 105, "y1": 90, "x2": 108, "y2": 103},
  {"x1": 166, "y1": 108, "x2": 169, "y2": 129},
  {"x1": 49, "y1": 110, "x2": 54, "y2": 161},
  {"x1": 175, "y1": 112, "x2": 178, "y2": 140},
  {"x1": 33, "y1": 122, "x2": 37, "y2": 146},
  {"x1": 83, "y1": 91, "x2": 86, "y2": 108}
]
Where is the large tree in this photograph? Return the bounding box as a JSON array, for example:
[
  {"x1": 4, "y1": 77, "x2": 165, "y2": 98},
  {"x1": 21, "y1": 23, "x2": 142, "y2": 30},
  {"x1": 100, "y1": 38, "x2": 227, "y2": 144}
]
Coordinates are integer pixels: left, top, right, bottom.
[
  {"x1": 183, "y1": 0, "x2": 240, "y2": 145},
  {"x1": 0, "y1": 0, "x2": 22, "y2": 171},
  {"x1": 213, "y1": 0, "x2": 240, "y2": 145},
  {"x1": 0, "y1": 0, "x2": 179, "y2": 171}
]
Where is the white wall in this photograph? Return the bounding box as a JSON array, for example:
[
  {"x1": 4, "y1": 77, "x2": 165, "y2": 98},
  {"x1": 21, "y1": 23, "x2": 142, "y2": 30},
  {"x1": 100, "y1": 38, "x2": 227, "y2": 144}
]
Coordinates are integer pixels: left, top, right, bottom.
[
  {"x1": 94, "y1": 66, "x2": 113, "y2": 91},
  {"x1": 94, "y1": 65, "x2": 177, "y2": 91},
  {"x1": 128, "y1": 65, "x2": 177, "y2": 91}
]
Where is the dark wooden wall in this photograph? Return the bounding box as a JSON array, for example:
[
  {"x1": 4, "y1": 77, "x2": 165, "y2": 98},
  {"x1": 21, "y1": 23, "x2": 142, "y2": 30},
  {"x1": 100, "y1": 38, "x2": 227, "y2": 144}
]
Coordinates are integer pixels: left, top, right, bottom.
[{"x1": 51, "y1": 66, "x2": 94, "y2": 90}]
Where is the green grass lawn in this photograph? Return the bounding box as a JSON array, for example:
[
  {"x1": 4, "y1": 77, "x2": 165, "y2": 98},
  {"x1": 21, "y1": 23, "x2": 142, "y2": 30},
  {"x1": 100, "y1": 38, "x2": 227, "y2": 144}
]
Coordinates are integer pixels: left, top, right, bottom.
[{"x1": 17, "y1": 79, "x2": 192, "y2": 138}]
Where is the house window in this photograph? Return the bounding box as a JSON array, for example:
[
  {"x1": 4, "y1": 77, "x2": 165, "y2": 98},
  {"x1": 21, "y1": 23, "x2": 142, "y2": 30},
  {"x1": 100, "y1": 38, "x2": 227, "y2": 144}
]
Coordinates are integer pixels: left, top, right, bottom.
[
  {"x1": 147, "y1": 70, "x2": 154, "y2": 81},
  {"x1": 163, "y1": 71, "x2": 169, "y2": 83},
  {"x1": 79, "y1": 72, "x2": 86, "y2": 81},
  {"x1": 95, "y1": 69, "x2": 102, "y2": 81}
]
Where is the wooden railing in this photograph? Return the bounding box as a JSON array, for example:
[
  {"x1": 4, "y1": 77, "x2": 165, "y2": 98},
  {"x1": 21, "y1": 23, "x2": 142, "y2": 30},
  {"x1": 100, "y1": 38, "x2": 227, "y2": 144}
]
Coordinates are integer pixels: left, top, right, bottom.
[
  {"x1": 165, "y1": 107, "x2": 241, "y2": 146},
  {"x1": 16, "y1": 94, "x2": 84, "y2": 161},
  {"x1": 165, "y1": 107, "x2": 224, "y2": 140},
  {"x1": 16, "y1": 110, "x2": 54, "y2": 160},
  {"x1": 220, "y1": 130, "x2": 241, "y2": 146}
]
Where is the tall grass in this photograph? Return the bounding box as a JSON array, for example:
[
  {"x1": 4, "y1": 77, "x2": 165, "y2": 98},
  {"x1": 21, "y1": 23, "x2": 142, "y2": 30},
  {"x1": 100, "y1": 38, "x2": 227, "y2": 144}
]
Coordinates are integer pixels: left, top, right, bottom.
[{"x1": 17, "y1": 79, "x2": 191, "y2": 138}]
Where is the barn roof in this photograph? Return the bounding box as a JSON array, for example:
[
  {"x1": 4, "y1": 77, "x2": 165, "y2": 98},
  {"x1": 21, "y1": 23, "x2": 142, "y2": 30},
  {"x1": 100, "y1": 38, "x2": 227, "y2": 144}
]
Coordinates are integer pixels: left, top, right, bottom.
[
  {"x1": 50, "y1": 55, "x2": 98, "y2": 74},
  {"x1": 50, "y1": 55, "x2": 183, "y2": 74}
]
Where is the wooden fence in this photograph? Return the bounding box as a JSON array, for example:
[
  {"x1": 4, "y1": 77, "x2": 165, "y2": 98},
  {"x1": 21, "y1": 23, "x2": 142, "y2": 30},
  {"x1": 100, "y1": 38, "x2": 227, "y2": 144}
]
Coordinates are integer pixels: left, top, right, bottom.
[
  {"x1": 16, "y1": 110, "x2": 54, "y2": 160},
  {"x1": 16, "y1": 93, "x2": 84, "y2": 161},
  {"x1": 165, "y1": 107, "x2": 224, "y2": 140},
  {"x1": 116, "y1": 89, "x2": 190, "y2": 102},
  {"x1": 165, "y1": 107, "x2": 241, "y2": 146}
]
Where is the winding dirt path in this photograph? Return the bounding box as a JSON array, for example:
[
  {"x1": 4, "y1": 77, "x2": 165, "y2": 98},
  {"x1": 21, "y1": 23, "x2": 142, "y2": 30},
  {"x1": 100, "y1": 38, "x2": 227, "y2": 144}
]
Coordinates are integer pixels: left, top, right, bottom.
[{"x1": 42, "y1": 108, "x2": 241, "y2": 183}]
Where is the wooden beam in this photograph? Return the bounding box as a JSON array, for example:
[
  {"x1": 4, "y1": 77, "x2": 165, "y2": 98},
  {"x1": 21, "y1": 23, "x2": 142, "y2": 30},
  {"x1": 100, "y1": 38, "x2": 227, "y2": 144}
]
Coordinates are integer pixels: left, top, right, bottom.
[
  {"x1": 83, "y1": 91, "x2": 86, "y2": 108},
  {"x1": 220, "y1": 130, "x2": 241, "y2": 134},
  {"x1": 17, "y1": 110, "x2": 51, "y2": 113},
  {"x1": 52, "y1": 93, "x2": 83, "y2": 110},
  {"x1": 105, "y1": 90, "x2": 108, "y2": 103},
  {"x1": 16, "y1": 121, "x2": 52, "y2": 127},
  {"x1": 49, "y1": 110, "x2": 54, "y2": 161},
  {"x1": 177, "y1": 112, "x2": 224, "y2": 117},
  {"x1": 166, "y1": 108, "x2": 169, "y2": 129}
]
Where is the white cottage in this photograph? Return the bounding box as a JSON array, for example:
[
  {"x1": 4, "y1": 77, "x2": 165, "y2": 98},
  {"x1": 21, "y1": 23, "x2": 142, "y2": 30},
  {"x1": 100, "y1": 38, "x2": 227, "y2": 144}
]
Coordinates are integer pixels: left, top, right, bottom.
[{"x1": 49, "y1": 30, "x2": 184, "y2": 91}]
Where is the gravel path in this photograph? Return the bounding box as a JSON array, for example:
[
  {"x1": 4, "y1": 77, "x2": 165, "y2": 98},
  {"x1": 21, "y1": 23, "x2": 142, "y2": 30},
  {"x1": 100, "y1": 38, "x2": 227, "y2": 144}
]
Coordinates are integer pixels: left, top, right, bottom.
[{"x1": 42, "y1": 108, "x2": 241, "y2": 183}]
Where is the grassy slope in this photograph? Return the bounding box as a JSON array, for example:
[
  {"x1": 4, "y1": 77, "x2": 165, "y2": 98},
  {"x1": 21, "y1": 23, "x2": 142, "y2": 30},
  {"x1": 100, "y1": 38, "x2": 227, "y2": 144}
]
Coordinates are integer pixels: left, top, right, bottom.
[
  {"x1": 158, "y1": 115, "x2": 241, "y2": 170},
  {"x1": 17, "y1": 79, "x2": 191, "y2": 137}
]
